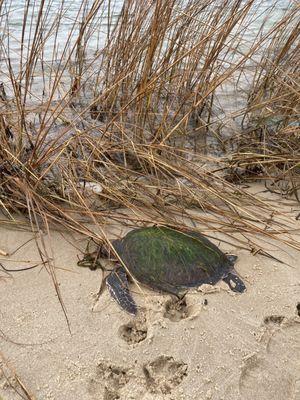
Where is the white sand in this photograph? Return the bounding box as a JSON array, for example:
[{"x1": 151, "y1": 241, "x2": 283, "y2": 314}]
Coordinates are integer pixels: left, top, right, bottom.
[{"x1": 0, "y1": 194, "x2": 299, "y2": 400}]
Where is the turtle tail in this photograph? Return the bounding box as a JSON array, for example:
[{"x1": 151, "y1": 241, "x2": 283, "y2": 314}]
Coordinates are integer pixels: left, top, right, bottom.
[
  {"x1": 222, "y1": 271, "x2": 246, "y2": 293},
  {"x1": 106, "y1": 266, "x2": 137, "y2": 315}
]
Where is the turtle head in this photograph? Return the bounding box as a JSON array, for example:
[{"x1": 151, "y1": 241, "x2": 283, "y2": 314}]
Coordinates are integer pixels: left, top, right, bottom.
[{"x1": 226, "y1": 254, "x2": 237, "y2": 265}]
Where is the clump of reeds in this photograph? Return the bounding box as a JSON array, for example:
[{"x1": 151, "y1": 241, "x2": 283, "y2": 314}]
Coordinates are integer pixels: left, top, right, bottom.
[
  {"x1": 225, "y1": 1, "x2": 300, "y2": 197},
  {"x1": 0, "y1": 0, "x2": 299, "y2": 254}
]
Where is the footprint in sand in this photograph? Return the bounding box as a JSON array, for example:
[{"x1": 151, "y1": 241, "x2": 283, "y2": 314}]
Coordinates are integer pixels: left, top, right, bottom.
[
  {"x1": 88, "y1": 356, "x2": 188, "y2": 398},
  {"x1": 163, "y1": 295, "x2": 202, "y2": 322},
  {"x1": 88, "y1": 360, "x2": 130, "y2": 400},
  {"x1": 239, "y1": 318, "x2": 300, "y2": 400},
  {"x1": 163, "y1": 298, "x2": 189, "y2": 322},
  {"x1": 118, "y1": 314, "x2": 148, "y2": 344},
  {"x1": 143, "y1": 355, "x2": 188, "y2": 394}
]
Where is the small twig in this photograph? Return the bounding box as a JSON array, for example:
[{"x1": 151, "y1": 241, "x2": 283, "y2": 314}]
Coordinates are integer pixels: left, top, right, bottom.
[
  {"x1": 0, "y1": 351, "x2": 36, "y2": 400},
  {"x1": 9, "y1": 237, "x2": 36, "y2": 256},
  {"x1": 0, "y1": 261, "x2": 43, "y2": 272}
]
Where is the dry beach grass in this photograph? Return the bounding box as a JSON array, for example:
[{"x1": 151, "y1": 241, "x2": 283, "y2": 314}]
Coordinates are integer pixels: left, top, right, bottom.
[{"x1": 0, "y1": 0, "x2": 298, "y2": 242}]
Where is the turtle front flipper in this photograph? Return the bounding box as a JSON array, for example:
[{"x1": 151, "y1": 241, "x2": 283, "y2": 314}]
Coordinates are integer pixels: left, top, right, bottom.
[
  {"x1": 106, "y1": 266, "x2": 137, "y2": 315},
  {"x1": 222, "y1": 271, "x2": 246, "y2": 293}
]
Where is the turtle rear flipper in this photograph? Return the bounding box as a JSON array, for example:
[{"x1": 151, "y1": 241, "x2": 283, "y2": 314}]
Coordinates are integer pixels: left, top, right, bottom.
[
  {"x1": 106, "y1": 267, "x2": 137, "y2": 315},
  {"x1": 222, "y1": 271, "x2": 246, "y2": 293}
]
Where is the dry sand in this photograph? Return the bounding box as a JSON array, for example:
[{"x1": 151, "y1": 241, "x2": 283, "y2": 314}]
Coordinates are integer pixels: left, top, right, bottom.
[{"x1": 0, "y1": 192, "x2": 299, "y2": 400}]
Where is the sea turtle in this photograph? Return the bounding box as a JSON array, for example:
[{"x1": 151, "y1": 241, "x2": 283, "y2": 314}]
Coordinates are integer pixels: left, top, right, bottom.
[{"x1": 78, "y1": 226, "x2": 246, "y2": 315}]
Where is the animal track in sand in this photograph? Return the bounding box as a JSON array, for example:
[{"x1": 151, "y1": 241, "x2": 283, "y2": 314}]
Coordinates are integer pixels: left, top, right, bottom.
[
  {"x1": 143, "y1": 355, "x2": 187, "y2": 394},
  {"x1": 88, "y1": 361, "x2": 130, "y2": 400},
  {"x1": 118, "y1": 314, "x2": 147, "y2": 344},
  {"x1": 239, "y1": 318, "x2": 300, "y2": 400},
  {"x1": 163, "y1": 297, "x2": 189, "y2": 322},
  {"x1": 163, "y1": 296, "x2": 202, "y2": 322}
]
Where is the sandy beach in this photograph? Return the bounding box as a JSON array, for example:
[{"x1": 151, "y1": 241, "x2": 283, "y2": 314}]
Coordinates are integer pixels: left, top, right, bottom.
[{"x1": 0, "y1": 188, "x2": 299, "y2": 400}]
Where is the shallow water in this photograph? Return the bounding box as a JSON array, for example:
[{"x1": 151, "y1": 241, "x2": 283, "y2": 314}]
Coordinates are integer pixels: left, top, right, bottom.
[
  {"x1": 1, "y1": 0, "x2": 292, "y2": 65},
  {"x1": 1, "y1": 0, "x2": 123, "y2": 64},
  {"x1": 0, "y1": 0, "x2": 295, "y2": 138}
]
